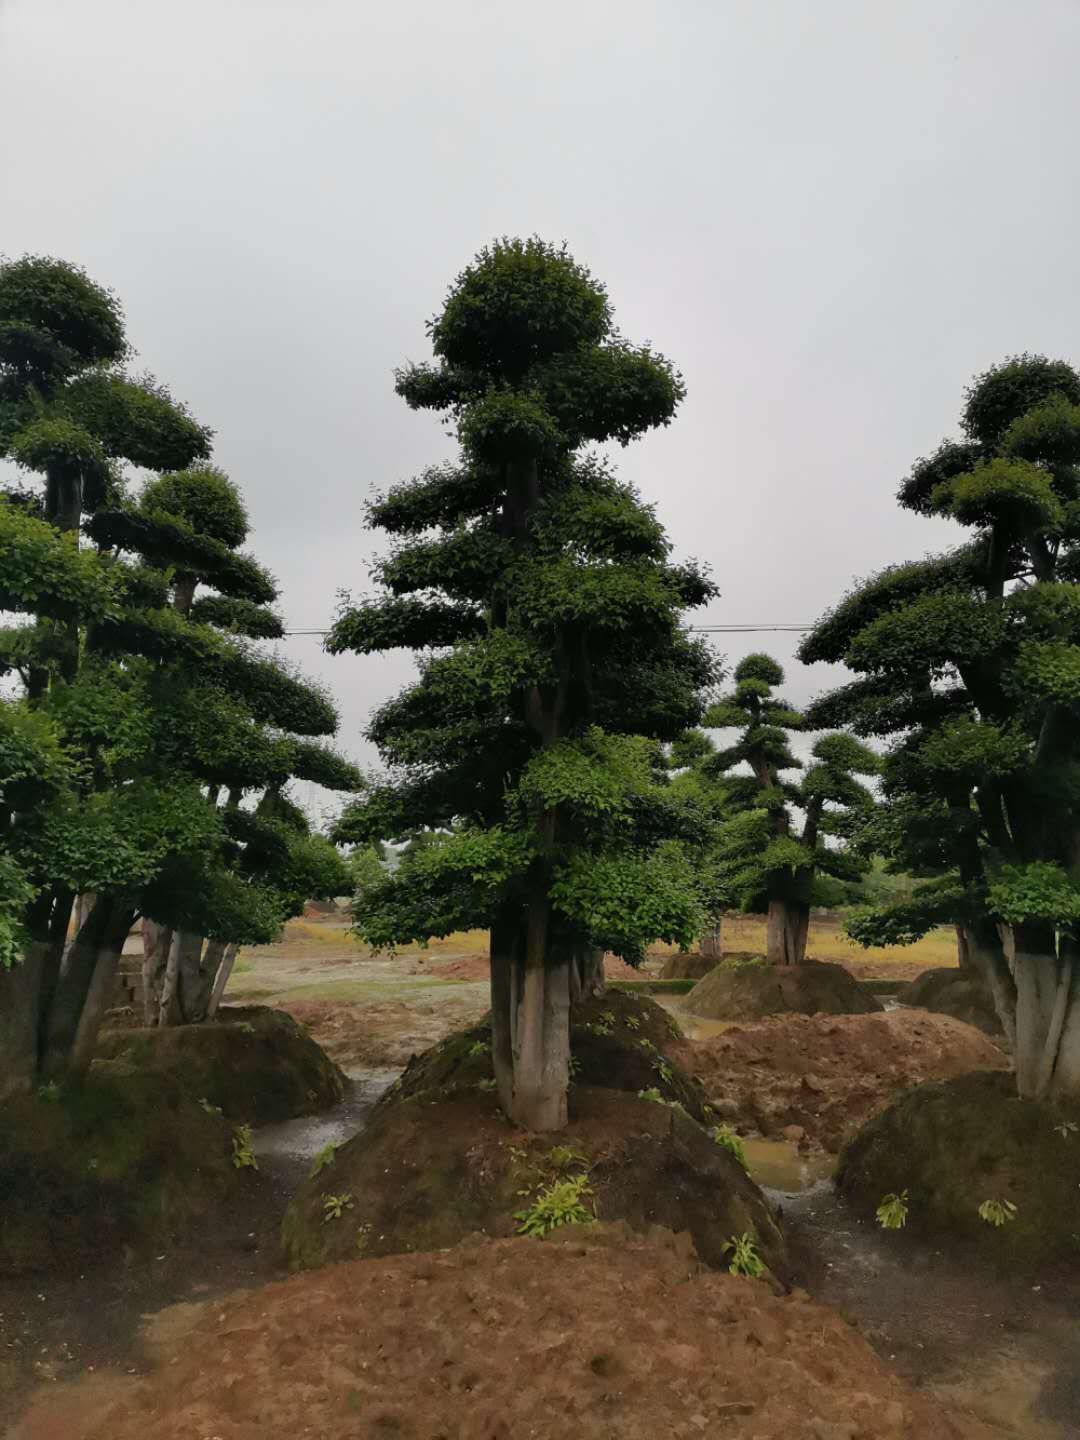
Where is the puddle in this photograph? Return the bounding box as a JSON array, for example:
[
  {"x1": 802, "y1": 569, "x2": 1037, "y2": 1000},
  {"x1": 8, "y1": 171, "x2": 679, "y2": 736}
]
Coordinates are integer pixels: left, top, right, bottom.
[
  {"x1": 253, "y1": 1068, "x2": 397, "y2": 1173},
  {"x1": 741, "y1": 1138, "x2": 834, "y2": 1193},
  {"x1": 655, "y1": 998, "x2": 735, "y2": 1040}
]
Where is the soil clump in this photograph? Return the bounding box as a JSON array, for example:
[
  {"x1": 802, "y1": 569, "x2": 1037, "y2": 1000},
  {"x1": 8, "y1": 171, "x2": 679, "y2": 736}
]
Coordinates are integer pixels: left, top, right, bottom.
[
  {"x1": 837, "y1": 1069, "x2": 1080, "y2": 1265},
  {"x1": 96, "y1": 1004, "x2": 346, "y2": 1125},
  {"x1": 661, "y1": 949, "x2": 760, "y2": 980},
  {"x1": 283, "y1": 1079, "x2": 785, "y2": 1276},
  {"x1": 0, "y1": 1069, "x2": 252, "y2": 1276},
  {"x1": 899, "y1": 968, "x2": 1004, "y2": 1038},
  {"x1": 679, "y1": 1009, "x2": 1009, "y2": 1153},
  {"x1": 685, "y1": 956, "x2": 883, "y2": 1020},
  {"x1": 67, "y1": 1228, "x2": 999, "y2": 1440}
]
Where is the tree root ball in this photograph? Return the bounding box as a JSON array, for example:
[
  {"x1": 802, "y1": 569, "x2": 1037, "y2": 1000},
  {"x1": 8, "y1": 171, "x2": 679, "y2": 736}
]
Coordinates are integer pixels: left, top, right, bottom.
[
  {"x1": 837, "y1": 1070, "x2": 1080, "y2": 1265},
  {"x1": 282, "y1": 1085, "x2": 787, "y2": 1279},
  {"x1": 899, "y1": 968, "x2": 1004, "y2": 1039},
  {"x1": 685, "y1": 958, "x2": 883, "y2": 1021},
  {"x1": 96, "y1": 1004, "x2": 346, "y2": 1125},
  {"x1": 0, "y1": 1071, "x2": 251, "y2": 1275}
]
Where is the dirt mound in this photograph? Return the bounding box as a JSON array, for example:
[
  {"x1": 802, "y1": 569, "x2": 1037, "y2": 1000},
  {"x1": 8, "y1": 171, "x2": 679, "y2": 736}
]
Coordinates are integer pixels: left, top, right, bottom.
[
  {"x1": 679, "y1": 1010, "x2": 1010, "y2": 1153},
  {"x1": 282, "y1": 1086, "x2": 786, "y2": 1278},
  {"x1": 662, "y1": 950, "x2": 735, "y2": 979},
  {"x1": 96, "y1": 1004, "x2": 346, "y2": 1125},
  {"x1": 0, "y1": 1070, "x2": 251, "y2": 1275},
  {"x1": 77, "y1": 1229, "x2": 996, "y2": 1440},
  {"x1": 837, "y1": 1070, "x2": 1080, "y2": 1266},
  {"x1": 385, "y1": 989, "x2": 709, "y2": 1122},
  {"x1": 685, "y1": 957, "x2": 883, "y2": 1021},
  {"x1": 900, "y1": 968, "x2": 1004, "y2": 1038}
]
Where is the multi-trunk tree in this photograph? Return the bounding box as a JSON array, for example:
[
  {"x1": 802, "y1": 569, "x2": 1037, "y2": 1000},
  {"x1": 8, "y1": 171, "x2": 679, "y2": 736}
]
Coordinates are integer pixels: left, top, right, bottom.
[
  {"x1": 690, "y1": 654, "x2": 879, "y2": 964},
  {"x1": 330, "y1": 238, "x2": 716, "y2": 1131},
  {"x1": 0, "y1": 256, "x2": 355, "y2": 1096},
  {"x1": 800, "y1": 354, "x2": 1080, "y2": 1101}
]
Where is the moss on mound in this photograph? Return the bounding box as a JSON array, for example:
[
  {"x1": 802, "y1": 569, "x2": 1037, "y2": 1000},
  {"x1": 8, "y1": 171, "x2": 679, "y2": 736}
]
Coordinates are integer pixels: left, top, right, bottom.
[
  {"x1": 0, "y1": 1070, "x2": 250, "y2": 1275},
  {"x1": 282, "y1": 1085, "x2": 787, "y2": 1279},
  {"x1": 837, "y1": 1070, "x2": 1080, "y2": 1265},
  {"x1": 686, "y1": 958, "x2": 883, "y2": 1021},
  {"x1": 383, "y1": 989, "x2": 710, "y2": 1123},
  {"x1": 899, "y1": 968, "x2": 1004, "y2": 1039},
  {"x1": 96, "y1": 1004, "x2": 346, "y2": 1125}
]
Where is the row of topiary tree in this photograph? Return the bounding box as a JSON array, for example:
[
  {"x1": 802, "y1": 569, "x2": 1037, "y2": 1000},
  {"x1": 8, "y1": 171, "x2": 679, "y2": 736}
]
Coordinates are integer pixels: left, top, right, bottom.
[{"x1": 0, "y1": 257, "x2": 358, "y2": 1100}]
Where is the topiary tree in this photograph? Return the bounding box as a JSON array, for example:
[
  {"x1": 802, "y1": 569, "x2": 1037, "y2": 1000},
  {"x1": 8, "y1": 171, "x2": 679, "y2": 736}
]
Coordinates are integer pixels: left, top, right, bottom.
[
  {"x1": 329, "y1": 238, "x2": 716, "y2": 1130},
  {"x1": 0, "y1": 256, "x2": 356, "y2": 1096},
  {"x1": 701, "y1": 654, "x2": 880, "y2": 964},
  {"x1": 800, "y1": 354, "x2": 1080, "y2": 1100}
]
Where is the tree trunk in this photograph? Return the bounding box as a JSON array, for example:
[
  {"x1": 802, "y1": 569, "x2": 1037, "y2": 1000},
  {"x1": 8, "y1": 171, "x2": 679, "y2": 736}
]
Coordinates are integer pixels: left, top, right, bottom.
[
  {"x1": 509, "y1": 888, "x2": 570, "y2": 1132},
  {"x1": 1013, "y1": 922, "x2": 1068, "y2": 1099},
  {"x1": 173, "y1": 932, "x2": 206, "y2": 1023},
  {"x1": 67, "y1": 938, "x2": 125, "y2": 1081},
  {"x1": 141, "y1": 920, "x2": 172, "y2": 1024},
  {"x1": 183, "y1": 937, "x2": 224, "y2": 1023},
  {"x1": 490, "y1": 908, "x2": 517, "y2": 1116},
  {"x1": 158, "y1": 930, "x2": 184, "y2": 1027},
  {"x1": 0, "y1": 940, "x2": 48, "y2": 1101},
  {"x1": 957, "y1": 921, "x2": 1017, "y2": 1053},
  {"x1": 766, "y1": 898, "x2": 809, "y2": 964},
  {"x1": 700, "y1": 915, "x2": 723, "y2": 962},
  {"x1": 206, "y1": 942, "x2": 239, "y2": 1020},
  {"x1": 41, "y1": 897, "x2": 132, "y2": 1080},
  {"x1": 1048, "y1": 936, "x2": 1080, "y2": 1101},
  {"x1": 569, "y1": 946, "x2": 605, "y2": 1003}
]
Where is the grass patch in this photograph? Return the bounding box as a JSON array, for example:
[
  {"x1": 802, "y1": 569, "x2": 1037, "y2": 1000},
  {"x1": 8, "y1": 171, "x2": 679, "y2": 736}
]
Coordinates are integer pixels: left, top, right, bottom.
[{"x1": 279, "y1": 978, "x2": 477, "y2": 1004}]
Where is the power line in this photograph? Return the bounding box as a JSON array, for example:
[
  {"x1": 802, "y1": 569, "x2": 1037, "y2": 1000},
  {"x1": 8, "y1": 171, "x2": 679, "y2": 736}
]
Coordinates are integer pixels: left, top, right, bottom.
[{"x1": 281, "y1": 623, "x2": 812, "y2": 637}]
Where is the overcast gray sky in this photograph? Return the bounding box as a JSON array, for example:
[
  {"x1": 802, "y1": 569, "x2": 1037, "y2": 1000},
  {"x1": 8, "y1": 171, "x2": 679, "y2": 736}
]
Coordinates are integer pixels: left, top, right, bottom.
[{"x1": 3, "y1": 0, "x2": 1079, "y2": 814}]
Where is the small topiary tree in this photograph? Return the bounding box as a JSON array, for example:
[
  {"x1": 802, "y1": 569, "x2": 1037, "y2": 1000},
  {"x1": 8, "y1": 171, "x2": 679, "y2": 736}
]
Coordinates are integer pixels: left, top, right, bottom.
[
  {"x1": 701, "y1": 654, "x2": 880, "y2": 965},
  {"x1": 801, "y1": 354, "x2": 1080, "y2": 1100},
  {"x1": 330, "y1": 238, "x2": 717, "y2": 1130}
]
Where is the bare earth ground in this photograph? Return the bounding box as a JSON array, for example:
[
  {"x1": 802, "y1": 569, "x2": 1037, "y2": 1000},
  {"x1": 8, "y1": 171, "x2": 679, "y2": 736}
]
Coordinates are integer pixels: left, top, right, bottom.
[
  {"x1": 7, "y1": 916, "x2": 1078, "y2": 1439},
  {"x1": 15, "y1": 1230, "x2": 999, "y2": 1440}
]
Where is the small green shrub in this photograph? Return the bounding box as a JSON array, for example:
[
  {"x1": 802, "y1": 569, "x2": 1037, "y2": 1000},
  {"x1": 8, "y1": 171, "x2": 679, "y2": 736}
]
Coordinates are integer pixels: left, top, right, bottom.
[
  {"x1": 467, "y1": 1040, "x2": 489, "y2": 1058},
  {"x1": 638, "y1": 1086, "x2": 664, "y2": 1103},
  {"x1": 723, "y1": 1232, "x2": 765, "y2": 1278},
  {"x1": 309, "y1": 1142, "x2": 341, "y2": 1178},
  {"x1": 875, "y1": 1190, "x2": 909, "y2": 1230},
  {"x1": 231, "y1": 1123, "x2": 258, "y2": 1170},
  {"x1": 548, "y1": 1144, "x2": 588, "y2": 1172},
  {"x1": 978, "y1": 1198, "x2": 1017, "y2": 1227},
  {"x1": 624, "y1": 1015, "x2": 641, "y2": 1031},
  {"x1": 711, "y1": 1125, "x2": 747, "y2": 1169},
  {"x1": 198, "y1": 1097, "x2": 223, "y2": 1117},
  {"x1": 515, "y1": 1175, "x2": 593, "y2": 1237},
  {"x1": 323, "y1": 1193, "x2": 354, "y2": 1222},
  {"x1": 37, "y1": 1082, "x2": 61, "y2": 1103},
  {"x1": 1054, "y1": 1120, "x2": 1078, "y2": 1139}
]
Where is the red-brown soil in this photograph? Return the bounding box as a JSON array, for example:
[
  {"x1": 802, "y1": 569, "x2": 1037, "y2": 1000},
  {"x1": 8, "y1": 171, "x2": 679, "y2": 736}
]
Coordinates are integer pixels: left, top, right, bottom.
[
  {"x1": 685, "y1": 958, "x2": 883, "y2": 1021},
  {"x1": 678, "y1": 1009, "x2": 1010, "y2": 1153},
  {"x1": 65, "y1": 1229, "x2": 997, "y2": 1440}
]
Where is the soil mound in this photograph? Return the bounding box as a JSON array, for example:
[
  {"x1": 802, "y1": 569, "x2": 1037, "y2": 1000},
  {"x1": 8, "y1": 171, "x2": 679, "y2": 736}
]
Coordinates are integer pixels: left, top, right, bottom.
[
  {"x1": 660, "y1": 949, "x2": 762, "y2": 980},
  {"x1": 685, "y1": 956, "x2": 883, "y2": 1021},
  {"x1": 96, "y1": 1004, "x2": 346, "y2": 1125},
  {"x1": 282, "y1": 1086, "x2": 786, "y2": 1277},
  {"x1": 679, "y1": 1010, "x2": 1010, "y2": 1153},
  {"x1": 837, "y1": 1069, "x2": 1080, "y2": 1265},
  {"x1": 385, "y1": 989, "x2": 709, "y2": 1122},
  {"x1": 80, "y1": 1229, "x2": 996, "y2": 1440},
  {"x1": 900, "y1": 968, "x2": 1004, "y2": 1038},
  {"x1": 0, "y1": 1070, "x2": 250, "y2": 1275}
]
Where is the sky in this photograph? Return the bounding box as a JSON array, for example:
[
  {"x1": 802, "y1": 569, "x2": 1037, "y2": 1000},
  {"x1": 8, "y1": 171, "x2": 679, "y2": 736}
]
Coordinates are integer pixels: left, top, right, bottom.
[{"x1": 3, "y1": 0, "x2": 1079, "y2": 817}]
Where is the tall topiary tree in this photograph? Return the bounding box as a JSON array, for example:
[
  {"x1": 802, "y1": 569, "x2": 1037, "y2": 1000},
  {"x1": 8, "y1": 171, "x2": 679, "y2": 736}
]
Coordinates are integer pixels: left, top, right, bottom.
[
  {"x1": 699, "y1": 654, "x2": 879, "y2": 963},
  {"x1": 330, "y1": 238, "x2": 716, "y2": 1130},
  {"x1": 800, "y1": 354, "x2": 1080, "y2": 1100}
]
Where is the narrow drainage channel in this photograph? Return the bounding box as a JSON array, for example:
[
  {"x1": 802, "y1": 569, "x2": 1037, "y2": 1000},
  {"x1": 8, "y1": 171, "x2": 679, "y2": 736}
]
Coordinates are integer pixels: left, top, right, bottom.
[{"x1": 253, "y1": 1067, "x2": 399, "y2": 1187}]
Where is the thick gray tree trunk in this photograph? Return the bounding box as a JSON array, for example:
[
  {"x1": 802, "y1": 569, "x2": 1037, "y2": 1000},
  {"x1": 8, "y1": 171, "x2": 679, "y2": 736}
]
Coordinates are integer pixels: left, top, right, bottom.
[
  {"x1": 766, "y1": 898, "x2": 810, "y2": 965},
  {"x1": 569, "y1": 946, "x2": 605, "y2": 1003},
  {"x1": 0, "y1": 941, "x2": 48, "y2": 1101},
  {"x1": 700, "y1": 915, "x2": 723, "y2": 962},
  {"x1": 1012, "y1": 923, "x2": 1080, "y2": 1101},
  {"x1": 206, "y1": 941, "x2": 239, "y2": 1020},
  {"x1": 41, "y1": 898, "x2": 133, "y2": 1081},
  {"x1": 957, "y1": 921, "x2": 1017, "y2": 1053},
  {"x1": 489, "y1": 910, "x2": 517, "y2": 1117},
  {"x1": 510, "y1": 894, "x2": 571, "y2": 1132},
  {"x1": 141, "y1": 920, "x2": 172, "y2": 1024},
  {"x1": 181, "y1": 936, "x2": 221, "y2": 1023}
]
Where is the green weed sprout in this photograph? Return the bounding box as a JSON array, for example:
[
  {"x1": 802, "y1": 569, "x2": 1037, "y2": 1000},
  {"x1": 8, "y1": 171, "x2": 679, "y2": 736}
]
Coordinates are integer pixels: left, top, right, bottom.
[
  {"x1": 323, "y1": 1193, "x2": 354, "y2": 1222},
  {"x1": 231, "y1": 1124, "x2": 258, "y2": 1170},
  {"x1": 978, "y1": 1198, "x2": 1017, "y2": 1227},
  {"x1": 309, "y1": 1141, "x2": 341, "y2": 1178},
  {"x1": 198, "y1": 1097, "x2": 223, "y2": 1117},
  {"x1": 514, "y1": 1175, "x2": 593, "y2": 1237},
  {"x1": 711, "y1": 1125, "x2": 748, "y2": 1169},
  {"x1": 723, "y1": 1232, "x2": 765, "y2": 1278},
  {"x1": 875, "y1": 1190, "x2": 909, "y2": 1230}
]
